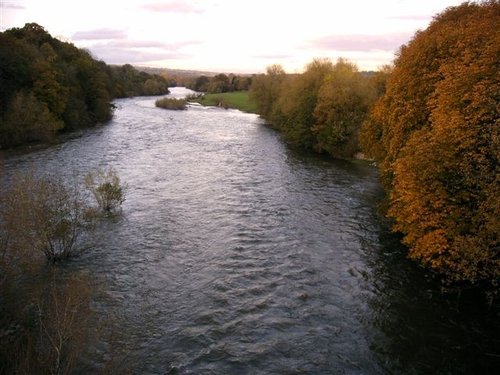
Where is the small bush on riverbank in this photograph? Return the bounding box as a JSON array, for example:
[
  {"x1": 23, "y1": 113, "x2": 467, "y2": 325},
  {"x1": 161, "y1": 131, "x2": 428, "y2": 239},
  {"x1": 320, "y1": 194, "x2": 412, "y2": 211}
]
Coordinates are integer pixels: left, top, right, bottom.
[
  {"x1": 0, "y1": 172, "x2": 96, "y2": 262},
  {"x1": 0, "y1": 170, "x2": 127, "y2": 373},
  {"x1": 85, "y1": 167, "x2": 126, "y2": 214},
  {"x1": 155, "y1": 97, "x2": 187, "y2": 110}
]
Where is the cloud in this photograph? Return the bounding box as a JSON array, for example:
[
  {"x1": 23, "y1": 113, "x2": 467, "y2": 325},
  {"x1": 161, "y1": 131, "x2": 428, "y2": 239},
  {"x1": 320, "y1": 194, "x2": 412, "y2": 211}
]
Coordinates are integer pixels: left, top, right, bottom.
[
  {"x1": 2, "y1": 3, "x2": 25, "y2": 9},
  {"x1": 165, "y1": 40, "x2": 204, "y2": 50},
  {"x1": 84, "y1": 39, "x2": 195, "y2": 65},
  {"x1": 252, "y1": 54, "x2": 293, "y2": 60},
  {"x1": 72, "y1": 28, "x2": 128, "y2": 41},
  {"x1": 88, "y1": 46, "x2": 190, "y2": 64},
  {"x1": 88, "y1": 39, "x2": 202, "y2": 51},
  {"x1": 308, "y1": 33, "x2": 412, "y2": 52},
  {"x1": 107, "y1": 40, "x2": 168, "y2": 48},
  {"x1": 142, "y1": 1, "x2": 204, "y2": 13}
]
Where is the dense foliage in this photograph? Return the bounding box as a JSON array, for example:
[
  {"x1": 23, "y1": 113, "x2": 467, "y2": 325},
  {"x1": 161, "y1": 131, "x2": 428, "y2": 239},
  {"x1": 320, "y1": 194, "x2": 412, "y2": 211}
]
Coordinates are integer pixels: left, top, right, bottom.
[
  {"x1": 249, "y1": 64, "x2": 287, "y2": 123},
  {"x1": 110, "y1": 64, "x2": 171, "y2": 98},
  {"x1": 186, "y1": 73, "x2": 252, "y2": 93},
  {"x1": 0, "y1": 23, "x2": 170, "y2": 148},
  {"x1": 360, "y1": 1, "x2": 499, "y2": 286},
  {"x1": 250, "y1": 59, "x2": 378, "y2": 158}
]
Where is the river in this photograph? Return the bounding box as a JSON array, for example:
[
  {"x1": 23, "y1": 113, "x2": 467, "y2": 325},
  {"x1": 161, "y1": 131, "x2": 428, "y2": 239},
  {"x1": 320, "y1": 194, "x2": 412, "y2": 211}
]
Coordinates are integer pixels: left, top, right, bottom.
[{"x1": 2, "y1": 87, "x2": 498, "y2": 374}]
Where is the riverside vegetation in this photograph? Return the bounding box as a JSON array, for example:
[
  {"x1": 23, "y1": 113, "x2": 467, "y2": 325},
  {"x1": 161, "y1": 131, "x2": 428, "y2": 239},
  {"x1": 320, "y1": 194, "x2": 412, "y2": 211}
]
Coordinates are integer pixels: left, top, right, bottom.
[
  {"x1": 250, "y1": 1, "x2": 499, "y2": 291},
  {"x1": 181, "y1": 71, "x2": 255, "y2": 112},
  {"x1": 360, "y1": 1, "x2": 499, "y2": 288},
  {"x1": 155, "y1": 92, "x2": 256, "y2": 113},
  {"x1": 85, "y1": 167, "x2": 126, "y2": 213},
  {"x1": 185, "y1": 73, "x2": 252, "y2": 93},
  {"x1": 0, "y1": 169, "x2": 126, "y2": 373},
  {"x1": 0, "y1": 23, "x2": 172, "y2": 148},
  {"x1": 250, "y1": 59, "x2": 382, "y2": 159},
  {"x1": 155, "y1": 97, "x2": 188, "y2": 110},
  {"x1": 188, "y1": 91, "x2": 257, "y2": 113}
]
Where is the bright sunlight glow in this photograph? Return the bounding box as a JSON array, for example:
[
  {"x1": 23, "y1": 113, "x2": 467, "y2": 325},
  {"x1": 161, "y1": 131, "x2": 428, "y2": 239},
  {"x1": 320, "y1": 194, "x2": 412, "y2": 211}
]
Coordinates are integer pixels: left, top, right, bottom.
[{"x1": 1, "y1": 0, "x2": 466, "y2": 72}]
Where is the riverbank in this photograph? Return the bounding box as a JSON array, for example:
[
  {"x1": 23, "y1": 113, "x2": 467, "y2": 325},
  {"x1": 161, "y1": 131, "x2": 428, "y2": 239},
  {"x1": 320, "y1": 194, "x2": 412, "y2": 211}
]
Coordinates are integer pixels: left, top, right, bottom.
[{"x1": 189, "y1": 91, "x2": 257, "y2": 113}]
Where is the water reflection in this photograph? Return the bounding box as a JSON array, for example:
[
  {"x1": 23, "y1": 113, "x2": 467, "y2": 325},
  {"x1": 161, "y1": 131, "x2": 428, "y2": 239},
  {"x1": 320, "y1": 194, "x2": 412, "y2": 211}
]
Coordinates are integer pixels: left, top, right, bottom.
[{"x1": 364, "y1": 222, "x2": 500, "y2": 374}]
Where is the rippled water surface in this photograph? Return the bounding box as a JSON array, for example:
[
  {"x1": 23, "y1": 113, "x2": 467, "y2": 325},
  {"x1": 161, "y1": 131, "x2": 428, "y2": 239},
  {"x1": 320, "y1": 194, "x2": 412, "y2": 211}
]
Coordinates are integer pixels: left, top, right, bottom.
[{"x1": 2, "y1": 88, "x2": 498, "y2": 374}]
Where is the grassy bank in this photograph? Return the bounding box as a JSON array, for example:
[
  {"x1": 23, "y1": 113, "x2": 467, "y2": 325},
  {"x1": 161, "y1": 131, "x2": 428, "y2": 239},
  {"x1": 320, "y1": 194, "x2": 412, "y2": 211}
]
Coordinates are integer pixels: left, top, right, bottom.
[{"x1": 190, "y1": 91, "x2": 257, "y2": 113}]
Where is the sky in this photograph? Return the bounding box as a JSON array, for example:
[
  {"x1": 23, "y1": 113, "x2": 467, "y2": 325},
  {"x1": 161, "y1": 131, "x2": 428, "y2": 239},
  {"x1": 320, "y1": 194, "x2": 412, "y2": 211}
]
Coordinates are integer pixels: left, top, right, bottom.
[{"x1": 1, "y1": 0, "x2": 467, "y2": 73}]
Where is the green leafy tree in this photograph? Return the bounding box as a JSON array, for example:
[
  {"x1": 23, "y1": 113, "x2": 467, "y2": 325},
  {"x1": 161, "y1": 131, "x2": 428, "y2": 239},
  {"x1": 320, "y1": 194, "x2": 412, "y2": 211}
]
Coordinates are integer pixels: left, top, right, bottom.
[
  {"x1": 33, "y1": 57, "x2": 69, "y2": 118},
  {"x1": 190, "y1": 75, "x2": 210, "y2": 92},
  {"x1": 0, "y1": 33, "x2": 36, "y2": 117},
  {"x1": 0, "y1": 23, "x2": 173, "y2": 147},
  {"x1": 249, "y1": 64, "x2": 287, "y2": 125},
  {"x1": 278, "y1": 58, "x2": 333, "y2": 149},
  {"x1": 250, "y1": 59, "x2": 379, "y2": 158},
  {"x1": 143, "y1": 77, "x2": 170, "y2": 95},
  {"x1": 234, "y1": 76, "x2": 252, "y2": 91},
  {"x1": 207, "y1": 73, "x2": 230, "y2": 93},
  {"x1": 312, "y1": 59, "x2": 375, "y2": 158},
  {"x1": 2, "y1": 90, "x2": 63, "y2": 146}
]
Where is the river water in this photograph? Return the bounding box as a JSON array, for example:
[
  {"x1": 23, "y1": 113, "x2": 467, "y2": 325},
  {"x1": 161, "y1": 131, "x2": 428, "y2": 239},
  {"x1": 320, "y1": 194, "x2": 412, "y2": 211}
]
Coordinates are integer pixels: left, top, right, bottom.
[{"x1": 2, "y1": 88, "x2": 498, "y2": 374}]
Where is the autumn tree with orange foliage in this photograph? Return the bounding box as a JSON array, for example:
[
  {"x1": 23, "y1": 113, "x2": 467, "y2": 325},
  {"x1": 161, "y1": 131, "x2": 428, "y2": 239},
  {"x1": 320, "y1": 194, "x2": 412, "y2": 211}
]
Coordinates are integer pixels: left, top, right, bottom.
[{"x1": 360, "y1": 1, "x2": 499, "y2": 286}]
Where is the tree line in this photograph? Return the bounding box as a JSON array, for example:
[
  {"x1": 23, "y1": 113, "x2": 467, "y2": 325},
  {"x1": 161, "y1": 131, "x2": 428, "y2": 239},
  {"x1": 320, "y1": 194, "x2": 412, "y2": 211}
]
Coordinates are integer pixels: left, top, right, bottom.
[
  {"x1": 185, "y1": 73, "x2": 252, "y2": 93},
  {"x1": 250, "y1": 1, "x2": 499, "y2": 289},
  {"x1": 250, "y1": 59, "x2": 387, "y2": 159},
  {"x1": 0, "y1": 23, "x2": 171, "y2": 148}
]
